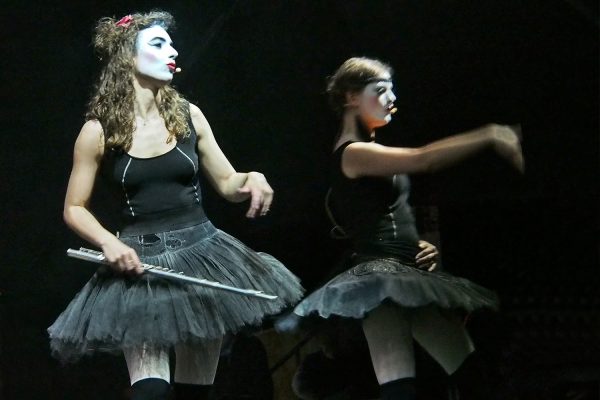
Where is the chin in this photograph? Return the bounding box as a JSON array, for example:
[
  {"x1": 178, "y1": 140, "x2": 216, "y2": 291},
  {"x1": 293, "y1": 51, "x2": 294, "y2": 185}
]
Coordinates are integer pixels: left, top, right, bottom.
[
  {"x1": 373, "y1": 118, "x2": 390, "y2": 129},
  {"x1": 155, "y1": 75, "x2": 174, "y2": 84},
  {"x1": 359, "y1": 114, "x2": 390, "y2": 131}
]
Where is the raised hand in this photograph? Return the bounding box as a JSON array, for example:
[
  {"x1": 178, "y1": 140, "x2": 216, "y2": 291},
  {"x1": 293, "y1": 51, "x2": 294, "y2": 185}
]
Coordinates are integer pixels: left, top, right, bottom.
[
  {"x1": 491, "y1": 124, "x2": 524, "y2": 173},
  {"x1": 236, "y1": 172, "x2": 274, "y2": 218}
]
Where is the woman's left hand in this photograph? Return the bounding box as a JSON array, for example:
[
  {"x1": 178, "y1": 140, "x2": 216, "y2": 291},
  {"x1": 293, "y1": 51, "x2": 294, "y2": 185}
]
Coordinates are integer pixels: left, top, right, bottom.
[
  {"x1": 416, "y1": 240, "x2": 439, "y2": 271},
  {"x1": 237, "y1": 172, "x2": 274, "y2": 218}
]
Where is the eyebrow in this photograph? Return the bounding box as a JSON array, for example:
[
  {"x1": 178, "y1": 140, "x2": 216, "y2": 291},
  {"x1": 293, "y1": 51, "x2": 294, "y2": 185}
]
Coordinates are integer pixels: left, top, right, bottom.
[{"x1": 148, "y1": 37, "x2": 173, "y2": 45}]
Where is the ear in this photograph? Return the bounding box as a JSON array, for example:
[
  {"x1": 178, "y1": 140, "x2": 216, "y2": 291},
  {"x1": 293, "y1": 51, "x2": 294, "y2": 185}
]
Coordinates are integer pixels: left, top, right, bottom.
[{"x1": 345, "y1": 91, "x2": 360, "y2": 108}]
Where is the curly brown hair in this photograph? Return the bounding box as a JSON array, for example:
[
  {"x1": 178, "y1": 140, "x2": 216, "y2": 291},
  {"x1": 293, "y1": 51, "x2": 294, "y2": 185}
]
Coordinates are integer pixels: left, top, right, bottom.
[
  {"x1": 86, "y1": 10, "x2": 189, "y2": 151},
  {"x1": 326, "y1": 57, "x2": 393, "y2": 116}
]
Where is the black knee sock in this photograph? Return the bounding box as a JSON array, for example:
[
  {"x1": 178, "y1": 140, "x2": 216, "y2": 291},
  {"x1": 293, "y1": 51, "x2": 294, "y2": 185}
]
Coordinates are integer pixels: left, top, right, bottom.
[
  {"x1": 173, "y1": 383, "x2": 211, "y2": 400},
  {"x1": 450, "y1": 352, "x2": 491, "y2": 400},
  {"x1": 131, "y1": 378, "x2": 171, "y2": 400},
  {"x1": 380, "y1": 377, "x2": 416, "y2": 400}
]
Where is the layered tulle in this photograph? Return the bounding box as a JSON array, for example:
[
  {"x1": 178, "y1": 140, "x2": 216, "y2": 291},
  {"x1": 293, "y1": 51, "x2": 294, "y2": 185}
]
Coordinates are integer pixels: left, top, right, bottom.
[
  {"x1": 290, "y1": 256, "x2": 498, "y2": 324},
  {"x1": 48, "y1": 222, "x2": 303, "y2": 363}
]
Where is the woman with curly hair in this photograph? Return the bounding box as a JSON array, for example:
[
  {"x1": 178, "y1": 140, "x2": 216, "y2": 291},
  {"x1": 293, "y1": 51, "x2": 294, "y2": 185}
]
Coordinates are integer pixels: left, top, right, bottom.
[
  {"x1": 286, "y1": 57, "x2": 523, "y2": 400},
  {"x1": 48, "y1": 10, "x2": 303, "y2": 400}
]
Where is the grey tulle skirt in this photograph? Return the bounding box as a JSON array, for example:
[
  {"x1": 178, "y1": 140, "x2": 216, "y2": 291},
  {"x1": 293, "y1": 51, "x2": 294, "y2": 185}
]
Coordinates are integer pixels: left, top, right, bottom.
[
  {"x1": 279, "y1": 255, "x2": 497, "y2": 331},
  {"x1": 48, "y1": 221, "x2": 304, "y2": 363}
]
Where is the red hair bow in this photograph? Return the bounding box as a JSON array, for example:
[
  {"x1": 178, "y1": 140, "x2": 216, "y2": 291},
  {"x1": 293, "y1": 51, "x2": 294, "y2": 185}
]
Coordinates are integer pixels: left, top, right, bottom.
[{"x1": 116, "y1": 15, "x2": 133, "y2": 28}]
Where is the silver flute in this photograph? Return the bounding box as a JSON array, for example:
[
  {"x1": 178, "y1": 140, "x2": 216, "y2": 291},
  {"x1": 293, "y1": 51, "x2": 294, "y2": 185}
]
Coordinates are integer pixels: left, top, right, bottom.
[{"x1": 67, "y1": 247, "x2": 277, "y2": 300}]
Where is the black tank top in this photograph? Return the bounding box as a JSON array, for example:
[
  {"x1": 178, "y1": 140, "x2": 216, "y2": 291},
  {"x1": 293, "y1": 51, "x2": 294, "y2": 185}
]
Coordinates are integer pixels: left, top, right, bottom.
[
  {"x1": 100, "y1": 111, "x2": 207, "y2": 236},
  {"x1": 328, "y1": 141, "x2": 420, "y2": 264}
]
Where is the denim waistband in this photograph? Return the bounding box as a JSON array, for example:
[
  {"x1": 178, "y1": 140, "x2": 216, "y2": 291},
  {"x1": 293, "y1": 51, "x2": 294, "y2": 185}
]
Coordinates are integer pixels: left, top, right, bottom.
[
  {"x1": 119, "y1": 220, "x2": 217, "y2": 258},
  {"x1": 119, "y1": 206, "x2": 208, "y2": 237}
]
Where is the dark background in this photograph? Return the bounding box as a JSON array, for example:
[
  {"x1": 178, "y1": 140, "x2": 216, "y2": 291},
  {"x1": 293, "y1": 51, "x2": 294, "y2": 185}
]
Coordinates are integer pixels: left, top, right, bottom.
[{"x1": 1, "y1": 1, "x2": 598, "y2": 399}]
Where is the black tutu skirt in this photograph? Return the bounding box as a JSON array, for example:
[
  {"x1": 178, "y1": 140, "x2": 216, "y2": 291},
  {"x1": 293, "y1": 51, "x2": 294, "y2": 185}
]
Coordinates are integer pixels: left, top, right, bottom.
[
  {"x1": 284, "y1": 255, "x2": 497, "y2": 330},
  {"x1": 48, "y1": 221, "x2": 304, "y2": 363}
]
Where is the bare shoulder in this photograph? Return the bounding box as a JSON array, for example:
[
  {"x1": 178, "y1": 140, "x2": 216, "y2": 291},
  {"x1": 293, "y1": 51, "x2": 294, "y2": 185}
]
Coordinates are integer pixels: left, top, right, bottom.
[
  {"x1": 342, "y1": 141, "x2": 417, "y2": 178},
  {"x1": 189, "y1": 103, "x2": 209, "y2": 122},
  {"x1": 343, "y1": 141, "x2": 388, "y2": 157},
  {"x1": 188, "y1": 103, "x2": 211, "y2": 136},
  {"x1": 79, "y1": 120, "x2": 103, "y2": 140},
  {"x1": 189, "y1": 102, "x2": 202, "y2": 116},
  {"x1": 75, "y1": 120, "x2": 104, "y2": 157},
  {"x1": 340, "y1": 142, "x2": 381, "y2": 178}
]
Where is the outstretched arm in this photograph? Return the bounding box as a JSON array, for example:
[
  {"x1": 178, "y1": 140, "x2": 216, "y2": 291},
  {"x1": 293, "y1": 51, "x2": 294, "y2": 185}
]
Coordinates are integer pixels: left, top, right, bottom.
[
  {"x1": 63, "y1": 120, "x2": 144, "y2": 274},
  {"x1": 191, "y1": 103, "x2": 273, "y2": 218},
  {"x1": 341, "y1": 124, "x2": 523, "y2": 178}
]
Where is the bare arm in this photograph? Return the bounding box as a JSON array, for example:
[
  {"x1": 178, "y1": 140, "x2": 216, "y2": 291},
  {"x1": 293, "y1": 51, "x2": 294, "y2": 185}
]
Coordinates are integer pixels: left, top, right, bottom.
[
  {"x1": 190, "y1": 104, "x2": 273, "y2": 217},
  {"x1": 342, "y1": 124, "x2": 523, "y2": 178},
  {"x1": 63, "y1": 120, "x2": 143, "y2": 273}
]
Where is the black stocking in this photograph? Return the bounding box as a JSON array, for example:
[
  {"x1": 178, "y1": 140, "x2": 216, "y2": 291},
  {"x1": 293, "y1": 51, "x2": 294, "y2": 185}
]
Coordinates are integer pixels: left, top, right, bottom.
[
  {"x1": 131, "y1": 378, "x2": 171, "y2": 400},
  {"x1": 380, "y1": 377, "x2": 416, "y2": 400}
]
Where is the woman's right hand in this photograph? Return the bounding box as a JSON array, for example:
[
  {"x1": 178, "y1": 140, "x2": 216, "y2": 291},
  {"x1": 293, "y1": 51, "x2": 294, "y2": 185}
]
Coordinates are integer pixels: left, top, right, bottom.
[
  {"x1": 100, "y1": 237, "x2": 144, "y2": 275},
  {"x1": 490, "y1": 124, "x2": 525, "y2": 172}
]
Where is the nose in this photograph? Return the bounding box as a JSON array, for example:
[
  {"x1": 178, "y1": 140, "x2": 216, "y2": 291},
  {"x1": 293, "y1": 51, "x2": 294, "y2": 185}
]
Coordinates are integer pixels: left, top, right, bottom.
[
  {"x1": 169, "y1": 46, "x2": 178, "y2": 60},
  {"x1": 389, "y1": 91, "x2": 396, "y2": 103}
]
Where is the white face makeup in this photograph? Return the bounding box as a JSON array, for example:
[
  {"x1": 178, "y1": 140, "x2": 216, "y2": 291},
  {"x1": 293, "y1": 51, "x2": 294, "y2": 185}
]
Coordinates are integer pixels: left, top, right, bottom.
[
  {"x1": 357, "y1": 79, "x2": 397, "y2": 126},
  {"x1": 135, "y1": 26, "x2": 178, "y2": 82}
]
